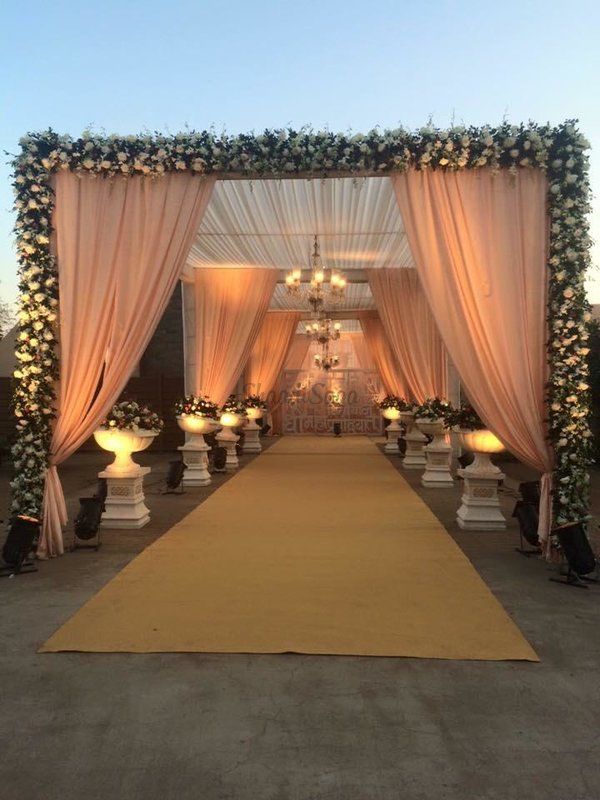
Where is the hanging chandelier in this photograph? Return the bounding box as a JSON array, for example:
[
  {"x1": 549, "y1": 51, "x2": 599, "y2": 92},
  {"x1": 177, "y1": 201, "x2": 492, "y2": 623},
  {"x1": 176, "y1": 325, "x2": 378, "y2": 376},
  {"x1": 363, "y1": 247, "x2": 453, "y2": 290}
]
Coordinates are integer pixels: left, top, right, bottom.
[
  {"x1": 285, "y1": 235, "x2": 346, "y2": 313},
  {"x1": 313, "y1": 340, "x2": 339, "y2": 372},
  {"x1": 305, "y1": 317, "x2": 342, "y2": 345}
]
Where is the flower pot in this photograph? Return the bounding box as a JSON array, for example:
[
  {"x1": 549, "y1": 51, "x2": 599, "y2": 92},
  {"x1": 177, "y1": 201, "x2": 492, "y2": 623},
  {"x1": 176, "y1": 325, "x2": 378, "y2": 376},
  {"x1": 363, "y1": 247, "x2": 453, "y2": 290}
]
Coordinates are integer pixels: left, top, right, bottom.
[
  {"x1": 456, "y1": 429, "x2": 507, "y2": 530},
  {"x1": 93, "y1": 427, "x2": 158, "y2": 476},
  {"x1": 176, "y1": 415, "x2": 219, "y2": 486}
]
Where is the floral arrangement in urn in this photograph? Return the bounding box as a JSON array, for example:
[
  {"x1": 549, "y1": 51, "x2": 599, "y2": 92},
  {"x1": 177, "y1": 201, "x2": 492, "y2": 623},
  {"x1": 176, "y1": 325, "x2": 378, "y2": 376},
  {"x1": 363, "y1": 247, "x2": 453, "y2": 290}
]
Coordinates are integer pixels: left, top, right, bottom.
[
  {"x1": 446, "y1": 402, "x2": 485, "y2": 431},
  {"x1": 378, "y1": 395, "x2": 407, "y2": 411},
  {"x1": 100, "y1": 400, "x2": 164, "y2": 432},
  {"x1": 242, "y1": 394, "x2": 266, "y2": 410},
  {"x1": 174, "y1": 394, "x2": 219, "y2": 419},
  {"x1": 220, "y1": 395, "x2": 248, "y2": 418},
  {"x1": 414, "y1": 397, "x2": 452, "y2": 422}
]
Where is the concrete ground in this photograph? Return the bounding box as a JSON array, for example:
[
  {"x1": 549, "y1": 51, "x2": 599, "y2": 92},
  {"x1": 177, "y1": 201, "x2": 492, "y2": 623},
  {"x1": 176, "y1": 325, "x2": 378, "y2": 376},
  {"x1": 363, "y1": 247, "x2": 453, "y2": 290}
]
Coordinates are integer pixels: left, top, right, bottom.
[{"x1": 1, "y1": 438, "x2": 600, "y2": 800}]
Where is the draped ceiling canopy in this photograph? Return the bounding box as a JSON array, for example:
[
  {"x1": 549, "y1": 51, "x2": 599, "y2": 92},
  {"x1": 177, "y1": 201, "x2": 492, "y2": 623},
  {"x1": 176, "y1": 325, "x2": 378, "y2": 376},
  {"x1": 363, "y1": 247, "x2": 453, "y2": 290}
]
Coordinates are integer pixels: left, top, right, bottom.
[{"x1": 185, "y1": 176, "x2": 415, "y2": 276}]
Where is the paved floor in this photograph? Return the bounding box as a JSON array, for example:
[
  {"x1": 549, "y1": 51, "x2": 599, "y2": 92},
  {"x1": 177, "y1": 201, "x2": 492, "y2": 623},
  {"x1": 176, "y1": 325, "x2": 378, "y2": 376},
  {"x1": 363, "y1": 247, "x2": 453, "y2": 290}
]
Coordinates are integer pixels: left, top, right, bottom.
[{"x1": 1, "y1": 439, "x2": 600, "y2": 800}]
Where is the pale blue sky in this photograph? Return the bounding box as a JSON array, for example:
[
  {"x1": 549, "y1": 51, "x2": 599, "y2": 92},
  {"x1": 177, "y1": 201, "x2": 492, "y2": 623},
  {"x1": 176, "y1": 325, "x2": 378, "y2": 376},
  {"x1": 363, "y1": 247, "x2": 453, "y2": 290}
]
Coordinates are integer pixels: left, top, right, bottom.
[{"x1": 1, "y1": 0, "x2": 599, "y2": 306}]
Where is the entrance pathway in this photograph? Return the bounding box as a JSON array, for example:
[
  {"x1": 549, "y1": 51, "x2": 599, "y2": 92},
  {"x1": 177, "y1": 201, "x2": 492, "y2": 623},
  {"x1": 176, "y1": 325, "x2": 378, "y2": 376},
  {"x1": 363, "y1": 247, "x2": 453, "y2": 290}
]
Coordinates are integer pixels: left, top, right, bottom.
[{"x1": 42, "y1": 436, "x2": 535, "y2": 660}]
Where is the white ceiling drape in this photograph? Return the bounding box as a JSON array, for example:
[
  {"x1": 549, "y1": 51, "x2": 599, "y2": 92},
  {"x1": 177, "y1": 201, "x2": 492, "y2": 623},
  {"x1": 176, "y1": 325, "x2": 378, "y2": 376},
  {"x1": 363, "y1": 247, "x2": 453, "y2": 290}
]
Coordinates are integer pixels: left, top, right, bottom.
[{"x1": 185, "y1": 176, "x2": 415, "y2": 275}]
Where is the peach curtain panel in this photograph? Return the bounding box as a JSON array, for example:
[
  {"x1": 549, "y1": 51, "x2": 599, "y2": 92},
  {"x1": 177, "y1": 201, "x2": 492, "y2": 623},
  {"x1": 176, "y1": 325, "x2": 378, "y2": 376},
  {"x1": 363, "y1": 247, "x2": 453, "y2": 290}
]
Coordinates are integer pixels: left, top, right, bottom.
[
  {"x1": 367, "y1": 268, "x2": 447, "y2": 402},
  {"x1": 346, "y1": 332, "x2": 375, "y2": 371},
  {"x1": 359, "y1": 315, "x2": 407, "y2": 398},
  {"x1": 393, "y1": 168, "x2": 553, "y2": 540},
  {"x1": 41, "y1": 172, "x2": 216, "y2": 556},
  {"x1": 244, "y1": 312, "x2": 301, "y2": 399},
  {"x1": 193, "y1": 268, "x2": 277, "y2": 406},
  {"x1": 284, "y1": 335, "x2": 311, "y2": 371}
]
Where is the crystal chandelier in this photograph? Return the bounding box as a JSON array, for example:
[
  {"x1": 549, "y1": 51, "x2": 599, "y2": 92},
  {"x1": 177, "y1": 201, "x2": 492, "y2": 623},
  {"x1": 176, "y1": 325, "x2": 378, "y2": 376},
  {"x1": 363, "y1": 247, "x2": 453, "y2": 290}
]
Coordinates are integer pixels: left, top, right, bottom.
[
  {"x1": 314, "y1": 341, "x2": 339, "y2": 372},
  {"x1": 305, "y1": 317, "x2": 342, "y2": 345},
  {"x1": 285, "y1": 235, "x2": 346, "y2": 313}
]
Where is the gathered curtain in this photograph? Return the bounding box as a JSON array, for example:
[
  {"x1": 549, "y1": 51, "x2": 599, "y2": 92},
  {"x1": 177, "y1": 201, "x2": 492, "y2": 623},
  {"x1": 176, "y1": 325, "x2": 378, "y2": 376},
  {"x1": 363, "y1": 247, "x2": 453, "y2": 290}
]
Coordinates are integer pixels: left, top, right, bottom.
[
  {"x1": 244, "y1": 311, "x2": 301, "y2": 400},
  {"x1": 193, "y1": 268, "x2": 277, "y2": 405},
  {"x1": 346, "y1": 331, "x2": 375, "y2": 371},
  {"x1": 393, "y1": 168, "x2": 553, "y2": 541},
  {"x1": 359, "y1": 315, "x2": 407, "y2": 398},
  {"x1": 284, "y1": 334, "x2": 312, "y2": 371},
  {"x1": 367, "y1": 268, "x2": 447, "y2": 402},
  {"x1": 41, "y1": 171, "x2": 216, "y2": 557}
]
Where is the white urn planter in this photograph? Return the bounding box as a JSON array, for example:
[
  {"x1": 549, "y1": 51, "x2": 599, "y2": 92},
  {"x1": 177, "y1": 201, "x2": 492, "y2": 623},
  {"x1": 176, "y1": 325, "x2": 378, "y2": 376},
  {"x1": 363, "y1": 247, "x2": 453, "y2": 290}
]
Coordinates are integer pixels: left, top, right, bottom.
[
  {"x1": 456, "y1": 429, "x2": 506, "y2": 530},
  {"x1": 416, "y1": 417, "x2": 454, "y2": 488},
  {"x1": 381, "y1": 407, "x2": 402, "y2": 453},
  {"x1": 93, "y1": 427, "x2": 158, "y2": 529},
  {"x1": 243, "y1": 406, "x2": 265, "y2": 454},
  {"x1": 176, "y1": 415, "x2": 218, "y2": 486},
  {"x1": 401, "y1": 410, "x2": 427, "y2": 469},
  {"x1": 216, "y1": 412, "x2": 241, "y2": 471}
]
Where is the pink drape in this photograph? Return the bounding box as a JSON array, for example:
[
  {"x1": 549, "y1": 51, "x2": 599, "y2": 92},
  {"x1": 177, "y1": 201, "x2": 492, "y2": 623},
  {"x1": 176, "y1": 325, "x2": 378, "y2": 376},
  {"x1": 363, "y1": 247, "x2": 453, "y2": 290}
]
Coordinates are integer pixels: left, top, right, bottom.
[
  {"x1": 42, "y1": 172, "x2": 216, "y2": 556},
  {"x1": 368, "y1": 268, "x2": 447, "y2": 402},
  {"x1": 346, "y1": 332, "x2": 375, "y2": 371},
  {"x1": 194, "y1": 268, "x2": 277, "y2": 406},
  {"x1": 393, "y1": 168, "x2": 553, "y2": 540},
  {"x1": 244, "y1": 311, "x2": 300, "y2": 399},
  {"x1": 359, "y1": 315, "x2": 407, "y2": 398},
  {"x1": 284, "y1": 334, "x2": 311, "y2": 371}
]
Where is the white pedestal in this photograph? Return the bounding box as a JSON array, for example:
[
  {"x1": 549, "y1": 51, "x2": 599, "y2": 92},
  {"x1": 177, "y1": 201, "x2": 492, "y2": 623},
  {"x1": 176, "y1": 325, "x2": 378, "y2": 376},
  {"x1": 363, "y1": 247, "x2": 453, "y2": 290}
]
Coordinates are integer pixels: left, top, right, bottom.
[
  {"x1": 243, "y1": 420, "x2": 262, "y2": 454},
  {"x1": 216, "y1": 429, "x2": 239, "y2": 471},
  {"x1": 403, "y1": 429, "x2": 427, "y2": 469},
  {"x1": 457, "y1": 453, "x2": 506, "y2": 530},
  {"x1": 178, "y1": 437, "x2": 211, "y2": 486},
  {"x1": 99, "y1": 466, "x2": 151, "y2": 529},
  {"x1": 422, "y1": 441, "x2": 454, "y2": 488},
  {"x1": 384, "y1": 420, "x2": 402, "y2": 453}
]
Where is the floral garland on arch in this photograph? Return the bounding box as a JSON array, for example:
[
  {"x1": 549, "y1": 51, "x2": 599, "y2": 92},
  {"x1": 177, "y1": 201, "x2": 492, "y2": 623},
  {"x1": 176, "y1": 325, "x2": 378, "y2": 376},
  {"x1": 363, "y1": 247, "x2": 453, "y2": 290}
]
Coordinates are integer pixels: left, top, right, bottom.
[{"x1": 9, "y1": 121, "x2": 592, "y2": 526}]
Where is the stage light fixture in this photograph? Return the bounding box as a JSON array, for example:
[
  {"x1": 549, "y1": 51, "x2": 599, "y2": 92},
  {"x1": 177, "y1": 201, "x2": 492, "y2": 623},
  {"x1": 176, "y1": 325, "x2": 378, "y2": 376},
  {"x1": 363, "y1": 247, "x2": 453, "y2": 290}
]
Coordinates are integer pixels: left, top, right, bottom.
[{"x1": 1, "y1": 515, "x2": 40, "y2": 577}]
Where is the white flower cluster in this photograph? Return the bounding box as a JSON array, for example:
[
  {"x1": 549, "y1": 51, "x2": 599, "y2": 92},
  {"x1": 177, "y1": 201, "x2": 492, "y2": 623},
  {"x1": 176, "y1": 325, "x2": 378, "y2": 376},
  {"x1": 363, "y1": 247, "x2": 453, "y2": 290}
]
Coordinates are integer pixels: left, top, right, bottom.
[{"x1": 9, "y1": 122, "x2": 593, "y2": 529}]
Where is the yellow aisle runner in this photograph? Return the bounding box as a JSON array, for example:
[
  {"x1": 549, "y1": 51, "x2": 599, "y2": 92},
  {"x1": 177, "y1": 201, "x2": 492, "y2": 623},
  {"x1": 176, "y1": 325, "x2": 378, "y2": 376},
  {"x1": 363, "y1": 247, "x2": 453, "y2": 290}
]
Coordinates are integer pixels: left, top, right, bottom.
[{"x1": 42, "y1": 436, "x2": 537, "y2": 660}]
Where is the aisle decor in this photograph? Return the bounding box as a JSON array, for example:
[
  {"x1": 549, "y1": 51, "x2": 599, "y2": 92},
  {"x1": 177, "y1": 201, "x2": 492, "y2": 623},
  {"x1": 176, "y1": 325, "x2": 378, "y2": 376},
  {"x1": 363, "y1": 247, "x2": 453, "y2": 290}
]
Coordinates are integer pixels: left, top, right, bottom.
[
  {"x1": 242, "y1": 395, "x2": 266, "y2": 455},
  {"x1": 378, "y1": 395, "x2": 403, "y2": 454},
  {"x1": 217, "y1": 396, "x2": 247, "y2": 471},
  {"x1": 93, "y1": 401, "x2": 163, "y2": 529},
  {"x1": 9, "y1": 121, "x2": 592, "y2": 534},
  {"x1": 447, "y1": 402, "x2": 507, "y2": 530},
  {"x1": 174, "y1": 394, "x2": 220, "y2": 487},
  {"x1": 414, "y1": 398, "x2": 454, "y2": 487}
]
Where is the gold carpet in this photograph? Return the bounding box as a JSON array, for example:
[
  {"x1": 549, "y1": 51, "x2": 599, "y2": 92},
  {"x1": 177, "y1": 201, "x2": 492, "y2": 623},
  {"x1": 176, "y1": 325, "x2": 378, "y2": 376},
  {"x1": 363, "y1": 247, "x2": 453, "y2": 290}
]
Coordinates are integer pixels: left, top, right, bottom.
[{"x1": 42, "y1": 436, "x2": 537, "y2": 660}]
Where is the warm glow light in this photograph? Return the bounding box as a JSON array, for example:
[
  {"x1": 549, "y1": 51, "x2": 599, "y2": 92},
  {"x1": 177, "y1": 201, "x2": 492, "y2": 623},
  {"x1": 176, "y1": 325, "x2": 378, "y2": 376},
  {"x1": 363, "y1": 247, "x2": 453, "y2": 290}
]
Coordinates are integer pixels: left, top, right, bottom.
[
  {"x1": 93, "y1": 428, "x2": 156, "y2": 474},
  {"x1": 176, "y1": 415, "x2": 215, "y2": 435},
  {"x1": 285, "y1": 274, "x2": 294, "y2": 286},
  {"x1": 338, "y1": 277, "x2": 346, "y2": 288},
  {"x1": 292, "y1": 268, "x2": 302, "y2": 281},
  {"x1": 245, "y1": 406, "x2": 262, "y2": 420},
  {"x1": 220, "y1": 412, "x2": 240, "y2": 428},
  {"x1": 334, "y1": 321, "x2": 342, "y2": 331},
  {"x1": 461, "y1": 429, "x2": 505, "y2": 454},
  {"x1": 382, "y1": 407, "x2": 401, "y2": 421},
  {"x1": 314, "y1": 270, "x2": 324, "y2": 284}
]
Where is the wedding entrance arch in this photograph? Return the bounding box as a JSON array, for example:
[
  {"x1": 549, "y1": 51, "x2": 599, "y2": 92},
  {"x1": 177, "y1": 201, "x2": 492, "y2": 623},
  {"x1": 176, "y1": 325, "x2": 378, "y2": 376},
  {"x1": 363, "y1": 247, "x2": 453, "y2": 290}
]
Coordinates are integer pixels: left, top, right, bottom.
[{"x1": 10, "y1": 123, "x2": 592, "y2": 557}]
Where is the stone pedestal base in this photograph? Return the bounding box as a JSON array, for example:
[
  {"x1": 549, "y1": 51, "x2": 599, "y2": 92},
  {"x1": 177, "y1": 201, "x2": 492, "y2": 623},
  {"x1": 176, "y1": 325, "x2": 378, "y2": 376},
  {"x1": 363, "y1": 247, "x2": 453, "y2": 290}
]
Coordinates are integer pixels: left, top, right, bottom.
[
  {"x1": 243, "y1": 422, "x2": 262, "y2": 454},
  {"x1": 178, "y1": 441, "x2": 211, "y2": 486},
  {"x1": 99, "y1": 466, "x2": 151, "y2": 529},
  {"x1": 384, "y1": 421, "x2": 401, "y2": 453},
  {"x1": 457, "y1": 455, "x2": 506, "y2": 530},
  {"x1": 217, "y1": 429, "x2": 239, "y2": 471},
  {"x1": 402, "y1": 429, "x2": 427, "y2": 469},
  {"x1": 422, "y1": 442, "x2": 454, "y2": 488}
]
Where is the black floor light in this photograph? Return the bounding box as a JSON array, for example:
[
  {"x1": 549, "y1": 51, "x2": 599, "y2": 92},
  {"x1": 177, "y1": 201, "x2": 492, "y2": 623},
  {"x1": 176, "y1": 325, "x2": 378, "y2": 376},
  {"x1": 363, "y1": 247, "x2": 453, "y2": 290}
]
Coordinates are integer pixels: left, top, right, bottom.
[
  {"x1": 333, "y1": 422, "x2": 342, "y2": 436},
  {"x1": 512, "y1": 500, "x2": 541, "y2": 556},
  {"x1": 1, "y1": 515, "x2": 40, "y2": 577},
  {"x1": 163, "y1": 459, "x2": 186, "y2": 494},
  {"x1": 550, "y1": 521, "x2": 598, "y2": 589}
]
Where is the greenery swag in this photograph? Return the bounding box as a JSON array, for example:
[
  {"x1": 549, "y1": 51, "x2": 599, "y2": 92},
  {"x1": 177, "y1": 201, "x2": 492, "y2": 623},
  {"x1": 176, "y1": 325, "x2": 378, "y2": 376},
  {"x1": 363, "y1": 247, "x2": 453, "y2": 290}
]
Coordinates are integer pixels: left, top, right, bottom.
[{"x1": 10, "y1": 121, "x2": 592, "y2": 525}]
